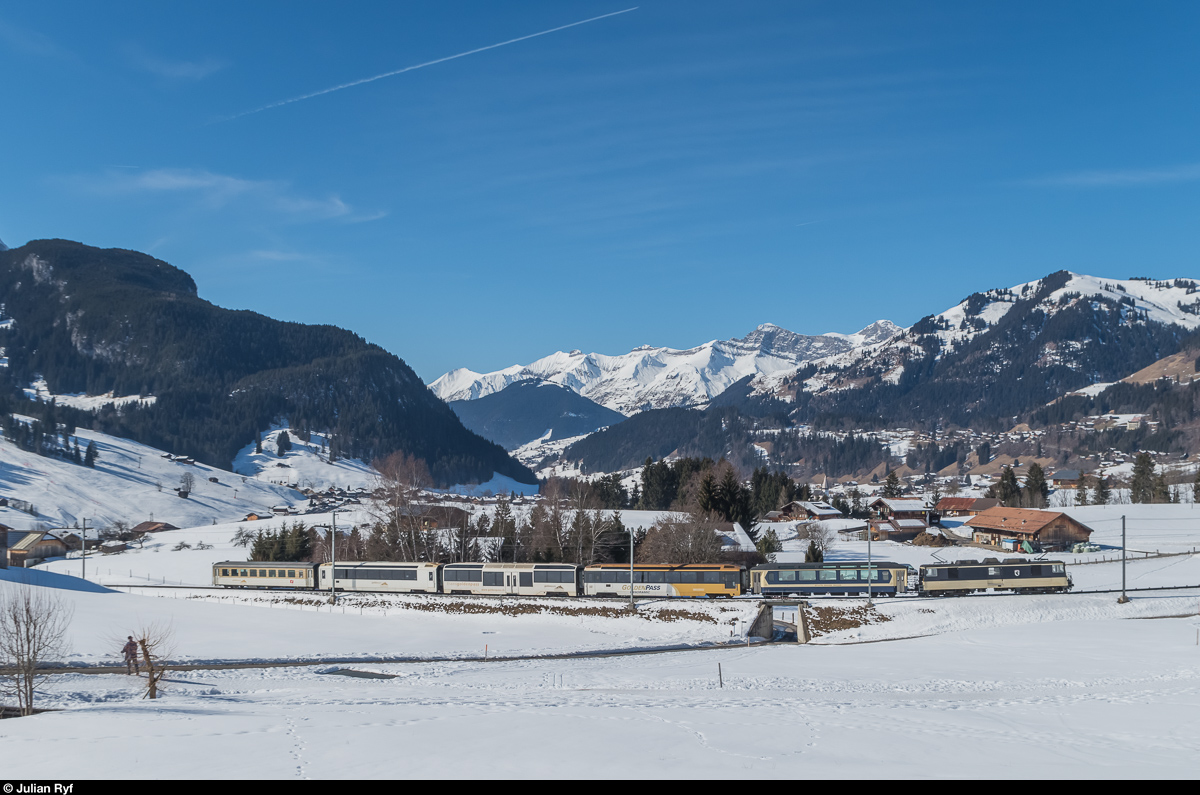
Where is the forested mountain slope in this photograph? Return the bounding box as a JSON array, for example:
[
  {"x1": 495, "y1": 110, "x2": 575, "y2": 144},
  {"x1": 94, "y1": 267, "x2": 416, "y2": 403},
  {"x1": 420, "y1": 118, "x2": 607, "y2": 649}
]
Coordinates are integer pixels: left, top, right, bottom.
[
  {"x1": 449, "y1": 379, "x2": 626, "y2": 450},
  {"x1": 0, "y1": 239, "x2": 534, "y2": 486}
]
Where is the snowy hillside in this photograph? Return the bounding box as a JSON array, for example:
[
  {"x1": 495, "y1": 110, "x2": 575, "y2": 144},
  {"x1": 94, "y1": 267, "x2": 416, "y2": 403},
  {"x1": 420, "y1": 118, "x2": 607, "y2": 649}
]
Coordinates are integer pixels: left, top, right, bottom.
[
  {"x1": 0, "y1": 424, "x2": 304, "y2": 532},
  {"x1": 432, "y1": 321, "x2": 900, "y2": 415},
  {"x1": 232, "y1": 427, "x2": 377, "y2": 491}
]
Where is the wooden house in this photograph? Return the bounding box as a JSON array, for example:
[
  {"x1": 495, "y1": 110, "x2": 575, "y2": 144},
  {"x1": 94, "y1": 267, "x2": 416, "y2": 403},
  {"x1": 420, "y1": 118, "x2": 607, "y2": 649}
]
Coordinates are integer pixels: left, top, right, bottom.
[
  {"x1": 868, "y1": 497, "x2": 931, "y2": 541},
  {"x1": 965, "y1": 507, "x2": 1094, "y2": 552},
  {"x1": 780, "y1": 501, "x2": 845, "y2": 521},
  {"x1": 934, "y1": 497, "x2": 1000, "y2": 517},
  {"x1": 6, "y1": 531, "x2": 68, "y2": 568}
]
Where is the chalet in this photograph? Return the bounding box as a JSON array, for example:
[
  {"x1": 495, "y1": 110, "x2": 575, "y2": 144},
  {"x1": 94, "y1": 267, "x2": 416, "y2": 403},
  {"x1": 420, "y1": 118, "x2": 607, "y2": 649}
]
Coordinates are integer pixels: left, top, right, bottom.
[
  {"x1": 243, "y1": 512, "x2": 267, "y2": 522},
  {"x1": 130, "y1": 522, "x2": 179, "y2": 535},
  {"x1": 868, "y1": 497, "x2": 931, "y2": 542},
  {"x1": 934, "y1": 497, "x2": 1001, "y2": 517},
  {"x1": 1050, "y1": 469, "x2": 1081, "y2": 487},
  {"x1": 965, "y1": 507, "x2": 1094, "y2": 552},
  {"x1": 99, "y1": 540, "x2": 127, "y2": 554},
  {"x1": 6, "y1": 531, "x2": 68, "y2": 568},
  {"x1": 780, "y1": 501, "x2": 844, "y2": 521},
  {"x1": 869, "y1": 497, "x2": 931, "y2": 522}
]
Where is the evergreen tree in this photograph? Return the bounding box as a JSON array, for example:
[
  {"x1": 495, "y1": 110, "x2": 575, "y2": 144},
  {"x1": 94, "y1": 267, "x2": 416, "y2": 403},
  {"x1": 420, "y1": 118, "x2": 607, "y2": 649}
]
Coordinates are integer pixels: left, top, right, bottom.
[
  {"x1": 1025, "y1": 463, "x2": 1049, "y2": 505},
  {"x1": 882, "y1": 470, "x2": 902, "y2": 498},
  {"x1": 987, "y1": 466, "x2": 1022, "y2": 507},
  {"x1": 804, "y1": 540, "x2": 823, "y2": 563},
  {"x1": 1130, "y1": 453, "x2": 1155, "y2": 503},
  {"x1": 1193, "y1": 468, "x2": 1200, "y2": 504},
  {"x1": 277, "y1": 430, "x2": 292, "y2": 457},
  {"x1": 255, "y1": 432, "x2": 262, "y2": 455},
  {"x1": 1093, "y1": 475, "x2": 1111, "y2": 505},
  {"x1": 1075, "y1": 476, "x2": 1090, "y2": 506},
  {"x1": 83, "y1": 440, "x2": 97, "y2": 468},
  {"x1": 697, "y1": 471, "x2": 717, "y2": 516},
  {"x1": 756, "y1": 527, "x2": 782, "y2": 562}
]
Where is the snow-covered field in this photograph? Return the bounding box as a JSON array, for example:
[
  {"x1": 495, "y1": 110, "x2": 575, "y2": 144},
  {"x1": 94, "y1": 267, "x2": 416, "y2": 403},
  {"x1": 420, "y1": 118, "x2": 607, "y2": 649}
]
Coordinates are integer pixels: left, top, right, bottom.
[{"x1": 5, "y1": 501, "x2": 1200, "y2": 777}]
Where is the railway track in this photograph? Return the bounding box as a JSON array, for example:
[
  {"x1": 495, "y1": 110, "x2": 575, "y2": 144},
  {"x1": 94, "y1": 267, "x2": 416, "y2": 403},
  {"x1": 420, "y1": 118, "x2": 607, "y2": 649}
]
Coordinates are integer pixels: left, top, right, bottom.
[{"x1": 105, "y1": 582, "x2": 1200, "y2": 602}]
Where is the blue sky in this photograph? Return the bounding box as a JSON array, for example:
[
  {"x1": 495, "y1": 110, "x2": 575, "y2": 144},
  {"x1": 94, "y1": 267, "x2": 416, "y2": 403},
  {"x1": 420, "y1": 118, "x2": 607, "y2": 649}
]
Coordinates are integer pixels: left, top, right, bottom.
[{"x1": 1, "y1": 1, "x2": 1198, "y2": 381}]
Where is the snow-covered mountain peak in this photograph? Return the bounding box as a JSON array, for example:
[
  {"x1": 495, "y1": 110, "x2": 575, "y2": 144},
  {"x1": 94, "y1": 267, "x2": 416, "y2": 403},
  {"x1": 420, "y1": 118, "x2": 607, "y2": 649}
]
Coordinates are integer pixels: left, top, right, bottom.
[{"x1": 430, "y1": 320, "x2": 897, "y2": 415}]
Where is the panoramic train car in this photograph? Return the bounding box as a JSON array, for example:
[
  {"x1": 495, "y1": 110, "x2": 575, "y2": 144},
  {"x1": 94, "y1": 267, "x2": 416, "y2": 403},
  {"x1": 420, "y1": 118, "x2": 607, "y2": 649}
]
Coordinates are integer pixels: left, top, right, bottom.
[
  {"x1": 441, "y1": 562, "x2": 581, "y2": 596},
  {"x1": 582, "y1": 563, "x2": 747, "y2": 598},
  {"x1": 318, "y1": 561, "x2": 441, "y2": 594},
  {"x1": 919, "y1": 559, "x2": 1071, "y2": 595},
  {"x1": 750, "y1": 561, "x2": 911, "y2": 597},
  {"x1": 212, "y1": 561, "x2": 318, "y2": 589}
]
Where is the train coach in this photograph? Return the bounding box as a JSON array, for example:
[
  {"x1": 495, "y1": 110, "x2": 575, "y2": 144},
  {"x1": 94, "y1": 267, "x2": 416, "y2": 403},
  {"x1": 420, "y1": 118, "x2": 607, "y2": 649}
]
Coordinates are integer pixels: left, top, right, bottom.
[
  {"x1": 919, "y1": 559, "x2": 1071, "y2": 595},
  {"x1": 582, "y1": 563, "x2": 747, "y2": 598},
  {"x1": 212, "y1": 561, "x2": 318, "y2": 589},
  {"x1": 441, "y1": 562, "x2": 581, "y2": 597},
  {"x1": 750, "y1": 561, "x2": 912, "y2": 597},
  {"x1": 320, "y1": 561, "x2": 440, "y2": 594}
]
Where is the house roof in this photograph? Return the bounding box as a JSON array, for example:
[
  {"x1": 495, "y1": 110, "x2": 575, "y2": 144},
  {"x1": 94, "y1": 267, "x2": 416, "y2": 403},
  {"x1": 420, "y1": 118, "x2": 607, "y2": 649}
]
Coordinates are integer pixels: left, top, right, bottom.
[
  {"x1": 870, "y1": 497, "x2": 929, "y2": 512},
  {"x1": 966, "y1": 507, "x2": 1092, "y2": 536},
  {"x1": 935, "y1": 497, "x2": 1000, "y2": 512},
  {"x1": 1051, "y1": 469, "x2": 1081, "y2": 481},
  {"x1": 794, "y1": 501, "x2": 843, "y2": 516},
  {"x1": 9, "y1": 532, "x2": 66, "y2": 552},
  {"x1": 131, "y1": 521, "x2": 179, "y2": 534},
  {"x1": 889, "y1": 518, "x2": 928, "y2": 530}
]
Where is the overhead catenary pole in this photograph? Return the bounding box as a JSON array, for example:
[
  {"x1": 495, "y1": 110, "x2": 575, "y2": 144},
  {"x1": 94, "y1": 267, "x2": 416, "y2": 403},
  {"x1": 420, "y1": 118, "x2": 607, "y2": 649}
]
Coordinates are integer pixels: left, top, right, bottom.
[
  {"x1": 866, "y1": 521, "x2": 873, "y2": 606},
  {"x1": 629, "y1": 524, "x2": 635, "y2": 609},
  {"x1": 330, "y1": 511, "x2": 338, "y2": 605},
  {"x1": 81, "y1": 517, "x2": 87, "y2": 581},
  {"x1": 1118, "y1": 514, "x2": 1129, "y2": 604}
]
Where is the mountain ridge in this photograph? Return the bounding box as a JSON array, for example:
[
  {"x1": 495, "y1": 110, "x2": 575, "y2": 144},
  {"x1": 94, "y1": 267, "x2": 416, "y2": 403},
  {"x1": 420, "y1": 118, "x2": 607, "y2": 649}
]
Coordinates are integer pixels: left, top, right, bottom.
[{"x1": 431, "y1": 319, "x2": 902, "y2": 415}]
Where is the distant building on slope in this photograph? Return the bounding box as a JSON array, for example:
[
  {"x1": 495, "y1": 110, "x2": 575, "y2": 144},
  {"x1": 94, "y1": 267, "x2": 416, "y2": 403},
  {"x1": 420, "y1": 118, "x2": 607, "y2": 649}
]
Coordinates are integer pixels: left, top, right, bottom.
[{"x1": 779, "y1": 501, "x2": 845, "y2": 521}]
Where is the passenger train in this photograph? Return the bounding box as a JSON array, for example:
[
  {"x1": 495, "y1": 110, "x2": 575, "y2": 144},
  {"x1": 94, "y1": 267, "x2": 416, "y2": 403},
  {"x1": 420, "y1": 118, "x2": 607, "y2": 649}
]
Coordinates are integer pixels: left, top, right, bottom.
[{"x1": 213, "y1": 557, "x2": 1071, "y2": 599}]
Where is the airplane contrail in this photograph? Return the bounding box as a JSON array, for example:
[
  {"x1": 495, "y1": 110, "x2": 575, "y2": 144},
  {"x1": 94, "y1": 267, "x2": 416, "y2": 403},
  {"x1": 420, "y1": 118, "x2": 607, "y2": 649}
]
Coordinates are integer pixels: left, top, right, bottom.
[{"x1": 220, "y1": 7, "x2": 638, "y2": 122}]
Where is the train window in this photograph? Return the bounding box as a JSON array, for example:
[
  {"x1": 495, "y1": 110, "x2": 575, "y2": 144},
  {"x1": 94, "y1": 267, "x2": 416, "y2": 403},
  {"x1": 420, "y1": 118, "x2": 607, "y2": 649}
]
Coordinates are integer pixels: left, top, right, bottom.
[
  {"x1": 534, "y1": 571, "x2": 547, "y2": 583},
  {"x1": 799, "y1": 570, "x2": 816, "y2": 581},
  {"x1": 988, "y1": 567, "x2": 999, "y2": 576},
  {"x1": 287, "y1": 570, "x2": 296, "y2": 578},
  {"x1": 839, "y1": 570, "x2": 859, "y2": 581},
  {"x1": 220, "y1": 569, "x2": 228, "y2": 576},
  {"x1": 583, "y1": 571, "x2": 600, "y2": 583},
  {"x1": 724, "y1": 574, "x2": 738, "y2": 589},
  {"x1": 646, "y1": 571, "x2": 665, "y2": 583},
  {"x1": 1053, "y1": 564, "x2": 1064, "y2": 574},
  {"x1": 482, "y1": 571, "x2": 504, "y2": 587},
  {"x1": 677, "y1": 572, "x2": 699, "y2": 583},
  {"x1": 925, "y1": 568, "x2": 937, "y2": 578},
  {"x1": 520, "y1": 572, "x2": 533, "y2": 588},
  {"x1": 777, "y1": 570, "x2": 796, "y2": 582},
  {"x1": 268, "y1": 570, "x2": 277, "y2": 578},
  {"x1": 703, "y1": 572, "x2": 721, "y2": 583},
  {"x1": 239, "y1": 569, "x2": 249, "y2": 577},
  {"x1": 819, "y1": 570, "x2": 837, "y2": 581}
]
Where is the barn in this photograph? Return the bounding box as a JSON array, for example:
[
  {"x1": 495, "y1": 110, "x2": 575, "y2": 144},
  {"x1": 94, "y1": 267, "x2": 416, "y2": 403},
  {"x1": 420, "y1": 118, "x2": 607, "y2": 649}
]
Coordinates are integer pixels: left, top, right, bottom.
[{"x1": 965, "y1": 507, "x2": 1094, "y2": 552}]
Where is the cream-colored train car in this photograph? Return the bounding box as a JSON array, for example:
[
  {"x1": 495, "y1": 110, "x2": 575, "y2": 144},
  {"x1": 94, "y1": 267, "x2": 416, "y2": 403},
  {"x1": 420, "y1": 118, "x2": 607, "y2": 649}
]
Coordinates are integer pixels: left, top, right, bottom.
[
  {"x1": 441, "y1": 563, "x2": 580, "y2": 596},
  {"x1": 318, "y1": 561, "x2": 441, "y2": 594},
  {"x1": 212, "y1": 561, "x2": 317, "y2": 589}
]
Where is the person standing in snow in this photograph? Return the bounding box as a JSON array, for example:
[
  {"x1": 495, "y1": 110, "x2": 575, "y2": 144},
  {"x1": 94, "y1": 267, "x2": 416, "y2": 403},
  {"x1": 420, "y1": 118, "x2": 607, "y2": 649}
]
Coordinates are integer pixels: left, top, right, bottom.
[{"x1": 123, "y1": 636, "x2": 140, "y2": 675}]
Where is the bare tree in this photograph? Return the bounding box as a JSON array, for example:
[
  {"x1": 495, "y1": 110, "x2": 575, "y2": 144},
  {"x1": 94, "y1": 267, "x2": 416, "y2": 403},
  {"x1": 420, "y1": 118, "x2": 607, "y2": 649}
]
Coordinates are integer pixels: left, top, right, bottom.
[
  {"x1": 179, "y1": 472, "x2": 196, "y2": 494},
  {"x1": 0, "y1": 582, "x2": 73, "y2": 716},
  {"x1": 369, "y1": 452, "x2": 433, "y2": 560},
  {"x1": 132, "y1": 622, "x2": 174, "y2": 700},
  {"x1": 797, "y1": 521, "x2": 836, "y2": 555},
  {"x1": 637, "y1": 511, "x2": 724, "y2": 564}
]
